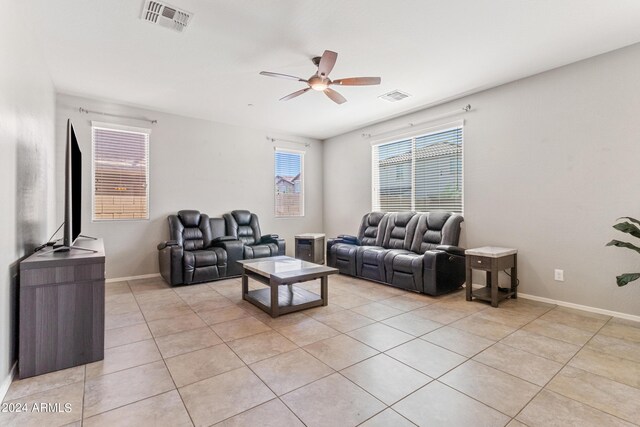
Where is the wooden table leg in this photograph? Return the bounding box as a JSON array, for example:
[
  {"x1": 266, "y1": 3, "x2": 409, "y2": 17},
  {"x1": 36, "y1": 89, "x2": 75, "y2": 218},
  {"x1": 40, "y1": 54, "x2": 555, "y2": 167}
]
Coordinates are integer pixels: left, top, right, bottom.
[
  {"x1": 321, "y1": 276, "x2": 328, "y2": 306},
  {"x1": 490, "y1": 265, "x2": 499, "y2": 308},
  {"x1": 511, "y1": 254, "x2": 518, "y2": 299},
  {"x1": 466, "y1": 265, "x2": 472, "y2": 301},
  {"x1": 270, "y1": 279, "x2": 279, "y2": 318},
  {"x1": 242, "y1": 273, "x2": 248, "y2": 301}
]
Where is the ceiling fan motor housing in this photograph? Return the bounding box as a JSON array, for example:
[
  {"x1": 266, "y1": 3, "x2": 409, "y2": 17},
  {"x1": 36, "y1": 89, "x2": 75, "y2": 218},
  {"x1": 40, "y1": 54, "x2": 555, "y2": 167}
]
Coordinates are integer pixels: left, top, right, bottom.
[{"x1": 308, "y1": 75, "x2": 330, "y2": 91}]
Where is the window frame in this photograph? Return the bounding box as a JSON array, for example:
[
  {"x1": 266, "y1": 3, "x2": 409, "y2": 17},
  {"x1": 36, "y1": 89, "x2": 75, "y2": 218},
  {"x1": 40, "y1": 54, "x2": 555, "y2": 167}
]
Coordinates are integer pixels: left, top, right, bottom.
[
  {"x1": 274, "y1": 147, "x2": 305, "y2": 218},
  {"x1": 371, "y1": 120, "x2": 464, "y2": 214},
  {"x1": 91, "y1": 121, "x2": 151, "y2": 222}
]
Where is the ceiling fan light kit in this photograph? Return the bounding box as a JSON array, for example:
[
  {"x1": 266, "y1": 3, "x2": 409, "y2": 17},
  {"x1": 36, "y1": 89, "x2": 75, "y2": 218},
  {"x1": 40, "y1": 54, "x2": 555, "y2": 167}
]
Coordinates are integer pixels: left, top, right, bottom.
[{"x1": 260, "y1": 50, "x2": 381, "y2": 104}]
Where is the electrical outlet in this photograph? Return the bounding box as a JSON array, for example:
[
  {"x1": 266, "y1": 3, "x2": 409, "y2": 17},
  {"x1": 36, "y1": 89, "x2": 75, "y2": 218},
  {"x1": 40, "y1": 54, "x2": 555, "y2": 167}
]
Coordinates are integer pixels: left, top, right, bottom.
[{"x1": 554, "y1": 269, "x2": 564, "y2": 282}]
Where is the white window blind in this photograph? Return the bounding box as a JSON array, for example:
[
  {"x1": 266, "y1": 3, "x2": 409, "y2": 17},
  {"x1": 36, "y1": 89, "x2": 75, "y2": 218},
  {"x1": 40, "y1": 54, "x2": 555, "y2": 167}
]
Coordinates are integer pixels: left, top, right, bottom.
[
  {"x1": 92, "y1": 123, "x2": 150, "y2": 220},
  {"x1": 372, "y1": 126, "x2": 463, "y2": 213},
  {"x1": 274, "y1": 149, "x2": 304, "y2": 217}
]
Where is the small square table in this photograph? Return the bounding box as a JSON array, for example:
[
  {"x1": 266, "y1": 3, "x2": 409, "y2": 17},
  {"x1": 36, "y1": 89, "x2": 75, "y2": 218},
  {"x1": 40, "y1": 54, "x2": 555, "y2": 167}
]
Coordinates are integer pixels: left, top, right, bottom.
[
  {"x1": 465, "y1": 247, "x2": 518, "y2": 308},
  {"x1": 238, "y1": 256, "x2": 338, "y2": 317}
]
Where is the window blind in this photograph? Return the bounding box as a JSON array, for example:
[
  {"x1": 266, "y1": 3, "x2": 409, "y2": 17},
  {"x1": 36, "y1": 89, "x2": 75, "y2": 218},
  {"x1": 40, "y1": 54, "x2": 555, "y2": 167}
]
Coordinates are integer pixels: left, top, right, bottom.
[
  {"x1": 372, "y1": 126, "x2": 463, "y2": 213},
  {"x1": 275, "y1": 149, "x2": 304, "y2": 217},
  {"x1": 92, "y1": 125, "x2": 150, "y2": 220}
]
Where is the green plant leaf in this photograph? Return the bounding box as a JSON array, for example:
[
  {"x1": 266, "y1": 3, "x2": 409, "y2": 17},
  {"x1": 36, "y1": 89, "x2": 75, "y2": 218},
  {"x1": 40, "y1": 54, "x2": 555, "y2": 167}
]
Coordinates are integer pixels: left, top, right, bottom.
[
  {"x1": 616, "y1": 273, "x2": 640, "y2": 287},
  {"x1": 617, "y1": 217, "x2": 640, "y2": 227},
  {"x1": 606, "y1": 239, "x2": 640, "y2": 255},
  {"x1": 613, "y1": 222, "x2": 640, "y2": 239}
]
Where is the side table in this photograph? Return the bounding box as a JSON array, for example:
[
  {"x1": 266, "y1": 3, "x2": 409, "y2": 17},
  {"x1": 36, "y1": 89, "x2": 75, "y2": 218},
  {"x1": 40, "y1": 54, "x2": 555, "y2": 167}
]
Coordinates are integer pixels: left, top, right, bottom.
[
  {"x1": 295, "y1": 233, "x2": 325, "y2": 265},
  {"x1": 465, "y1": 246, "x2": 518, "y2": 308}
]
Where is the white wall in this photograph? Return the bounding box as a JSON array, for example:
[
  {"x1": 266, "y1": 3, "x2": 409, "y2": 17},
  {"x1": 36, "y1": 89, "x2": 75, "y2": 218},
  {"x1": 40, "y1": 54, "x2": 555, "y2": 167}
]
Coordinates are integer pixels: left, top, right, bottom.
[
  {"x1": 56, "y1": 94, "x2": 323, "y2": 279},
  {"x1": 0, "y1": 0, "x2": 56, "y2": 395},
  {"x1": 323, "y1": 43, "x2": 640, "y2": 316}
]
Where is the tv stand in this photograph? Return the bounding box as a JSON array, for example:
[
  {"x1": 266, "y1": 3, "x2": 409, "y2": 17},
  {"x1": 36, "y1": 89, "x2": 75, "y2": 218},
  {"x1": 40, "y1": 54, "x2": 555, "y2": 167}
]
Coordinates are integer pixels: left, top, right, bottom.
[
  {"x1": 37, "y1": 238, "x2": 99, "y2": 255},
  {"x1": 51, "y1": 245, "x2": 97, "y2": 254},
  {"x1": 19, "y1": 237, "x2": 105, "y2": 378}
]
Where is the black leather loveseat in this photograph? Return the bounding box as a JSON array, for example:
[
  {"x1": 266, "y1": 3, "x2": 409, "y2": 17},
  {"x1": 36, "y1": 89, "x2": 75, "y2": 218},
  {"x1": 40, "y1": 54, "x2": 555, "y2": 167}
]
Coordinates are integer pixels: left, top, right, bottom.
[
  {"x1": 327, "y1": 211, "x2": 465, "y2": 295},
  {"x1": 158, "y1": 209, "x2": 285, "y2": 286}
]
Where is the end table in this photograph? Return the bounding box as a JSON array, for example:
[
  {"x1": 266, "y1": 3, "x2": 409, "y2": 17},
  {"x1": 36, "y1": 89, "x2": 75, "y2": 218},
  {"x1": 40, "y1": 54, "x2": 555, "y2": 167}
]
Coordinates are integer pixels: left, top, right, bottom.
[
  {"x1": 465, "y1": 247, "x2": 518, "y2": 308},
  {"x1": 295, "y1": 233, "x2": 325, "y2": 265}
]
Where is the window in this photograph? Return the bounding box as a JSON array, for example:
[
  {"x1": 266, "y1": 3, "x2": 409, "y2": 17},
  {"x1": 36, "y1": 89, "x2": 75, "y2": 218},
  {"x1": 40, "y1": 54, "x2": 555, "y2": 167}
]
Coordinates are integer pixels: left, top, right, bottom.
[
  {"x1": 92, "y1": 122, "x2": 150, "y2": 220},
  {"x1": 274, "y1": 149, "x2": 304, "y2": 217},
  {"x1": 372, "y1": 125, "x2": 463, "y2": 213}
]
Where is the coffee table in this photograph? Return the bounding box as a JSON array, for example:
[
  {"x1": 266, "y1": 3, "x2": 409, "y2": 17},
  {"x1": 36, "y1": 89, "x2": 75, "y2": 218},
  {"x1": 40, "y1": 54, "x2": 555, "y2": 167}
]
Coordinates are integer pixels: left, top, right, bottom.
[{"x1": 238, "y1": 256, "x2": 338, "y2": 318}]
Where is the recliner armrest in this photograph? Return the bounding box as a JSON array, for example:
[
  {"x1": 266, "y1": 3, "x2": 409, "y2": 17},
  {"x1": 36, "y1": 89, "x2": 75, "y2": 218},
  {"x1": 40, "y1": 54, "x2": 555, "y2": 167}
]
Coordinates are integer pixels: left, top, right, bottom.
[
  {"x1": 212, "y1": 236, "x2": 237, "y2": 243},
  {"x1": 436, "y1": 245, "x2": 466, "y2": 257},
  {"x1": 157, "y1": 240, "x2": 179, "y2": 250},
  {"x1": 260, "y1": 234, "x2": 279, "y2": 243},
  {"x1": 211, "y1": 239, "x2": 244, "y2": 276},
  {"x1": 337, "y1": 234, "x2": 360, "y2": 245}
]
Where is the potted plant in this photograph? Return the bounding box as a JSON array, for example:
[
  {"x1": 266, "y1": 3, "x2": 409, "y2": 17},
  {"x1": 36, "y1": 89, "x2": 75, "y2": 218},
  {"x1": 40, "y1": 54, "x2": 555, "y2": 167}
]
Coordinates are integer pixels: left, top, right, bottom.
[{"x1": 607, "y1": 217, "x2": 640, "y2": 286}]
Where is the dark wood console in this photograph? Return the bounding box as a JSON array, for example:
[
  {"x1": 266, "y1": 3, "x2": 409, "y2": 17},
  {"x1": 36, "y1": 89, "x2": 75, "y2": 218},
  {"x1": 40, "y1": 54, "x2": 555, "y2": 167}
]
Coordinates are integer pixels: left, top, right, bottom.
[{"x1": 19, "y1": 237, "x2": 105, "y2": 378}]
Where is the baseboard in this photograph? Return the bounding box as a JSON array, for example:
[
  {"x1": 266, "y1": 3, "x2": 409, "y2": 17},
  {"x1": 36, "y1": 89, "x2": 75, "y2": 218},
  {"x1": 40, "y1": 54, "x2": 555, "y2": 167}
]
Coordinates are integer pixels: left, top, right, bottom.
[
  {"x1": 518, "y1": 292, "x2": 640, "y2": 323},
  {"x1": 105, "y1": 273, "x2": 161, "y2": 283},
  {"x1": 0, "y1": 362, "x2": 17, "y2": 403}
]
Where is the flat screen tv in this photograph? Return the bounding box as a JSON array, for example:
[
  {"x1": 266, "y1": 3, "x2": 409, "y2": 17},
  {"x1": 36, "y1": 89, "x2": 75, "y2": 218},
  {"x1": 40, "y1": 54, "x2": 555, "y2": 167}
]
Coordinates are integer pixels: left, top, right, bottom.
[{"x1": 62, "y1": 119, "x2": 82, "y2": 249}]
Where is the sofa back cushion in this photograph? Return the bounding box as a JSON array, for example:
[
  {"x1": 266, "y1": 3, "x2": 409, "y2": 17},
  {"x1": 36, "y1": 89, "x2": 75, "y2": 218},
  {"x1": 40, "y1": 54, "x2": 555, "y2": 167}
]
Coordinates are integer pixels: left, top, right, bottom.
[
  {"x1": 168, "y1": 210, "x2": 213, "y2": 251},
  {"x1": 411, "y1": 212, "x2": 464, "y2": 254},
  {"x1": 357, "y1": 212, "x2": 388, "y2": 246},
  {"x1": 224, "y1": 210, "x2": 262, "y2": 246},
  {"x1": 382, "y1": 212, "x2": 419, "y2": 250},
  {"x1": 209, "y1": 217, "x2": 226, "y2": 239}
]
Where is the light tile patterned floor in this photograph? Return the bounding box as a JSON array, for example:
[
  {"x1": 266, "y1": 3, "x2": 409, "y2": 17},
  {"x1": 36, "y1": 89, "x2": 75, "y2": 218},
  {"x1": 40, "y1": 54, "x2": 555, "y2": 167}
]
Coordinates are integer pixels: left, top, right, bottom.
[{"x1": 3, "y1": 274, "x2": 640, "y2": 426}]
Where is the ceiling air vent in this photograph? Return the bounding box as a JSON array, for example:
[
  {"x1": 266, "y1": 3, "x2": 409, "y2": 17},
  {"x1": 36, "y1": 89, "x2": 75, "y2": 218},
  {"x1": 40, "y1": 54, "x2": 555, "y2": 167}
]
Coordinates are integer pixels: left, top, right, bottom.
[
  {"x1": 379, "y1": 90, "x2": 411, "y2": 102},
  {"x1": 141, "y1": 0, "x2": 192, "y2": 32}
]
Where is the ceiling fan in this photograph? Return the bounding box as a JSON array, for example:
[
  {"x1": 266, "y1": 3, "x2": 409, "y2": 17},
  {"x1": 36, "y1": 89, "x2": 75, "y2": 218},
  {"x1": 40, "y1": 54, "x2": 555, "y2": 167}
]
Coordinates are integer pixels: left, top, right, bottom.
[{"x1": 260, "y1": 50, "x2": 381, "y2": 105}]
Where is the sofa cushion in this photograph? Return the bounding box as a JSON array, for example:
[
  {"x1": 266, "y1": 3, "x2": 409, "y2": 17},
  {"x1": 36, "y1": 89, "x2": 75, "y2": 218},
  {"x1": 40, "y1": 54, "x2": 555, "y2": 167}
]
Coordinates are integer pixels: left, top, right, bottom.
[
  {"x1": 358, "y1": 212, "x2": 388, "y2": 246},
  {"x1": 184, "y1": 249, "x2": 226, "y2": 269},
  {"x1": 358, "y1": 246, "x2": 387, "y2": 265},
  {"x1": 244, "y1": 243, "x2": 278, "y2": 259},
  {"x1": 411, "y1": 212, "x2": 461, "y2": 254},
  {"x1": 382, "y1": 212, "x2": 419, "y2": 250},
  {"x1": 387, "y1": 251, "x2": 421, "y2": 273}
]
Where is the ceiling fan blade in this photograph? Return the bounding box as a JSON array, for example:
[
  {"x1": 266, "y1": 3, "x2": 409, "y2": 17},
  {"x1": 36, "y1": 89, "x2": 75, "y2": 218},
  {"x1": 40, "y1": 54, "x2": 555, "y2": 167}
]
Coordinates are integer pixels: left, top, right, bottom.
[
  {"x1": 280, "y1": 87, "x2": 311, "y2": 101},
  {"x1": 317, "y1": 50, "x2": 338, "y2": 76},
  {"x1": 332, "y1": 77, "x2": 381, "y2": 86},
  {"x1": 260, "y1": 71, "x2": 306, "y2": 82},
  {"x1": 324, "y1": 88, "x2": 346, "y2": 104}
]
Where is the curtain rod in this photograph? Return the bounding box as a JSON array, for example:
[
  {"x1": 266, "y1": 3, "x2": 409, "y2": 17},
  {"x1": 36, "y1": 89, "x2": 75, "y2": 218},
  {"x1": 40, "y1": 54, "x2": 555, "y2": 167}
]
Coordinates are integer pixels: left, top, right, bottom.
[
  {"x1": 79, "y1": 107, "x2": 158, "y2": 124},
  {"x1": 266, "y1": 137, "x2": 311, "y2": 147},
  {"x1": 362, "y1": 104, "x2": 471, "y2": 139}
]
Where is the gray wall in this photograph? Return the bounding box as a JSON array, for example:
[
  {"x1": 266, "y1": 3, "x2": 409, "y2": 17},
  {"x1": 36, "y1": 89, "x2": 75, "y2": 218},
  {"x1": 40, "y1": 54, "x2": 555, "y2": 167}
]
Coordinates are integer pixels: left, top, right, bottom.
[
  {"x1": 56, "y1": 94, "x2": 323, "y2": 279},
  {"x1": 323, "y1": 43, "x2": 640, "y2": 316},
  {"x1": 0, "y1": 0, "x2": 56, "y2": 391}
]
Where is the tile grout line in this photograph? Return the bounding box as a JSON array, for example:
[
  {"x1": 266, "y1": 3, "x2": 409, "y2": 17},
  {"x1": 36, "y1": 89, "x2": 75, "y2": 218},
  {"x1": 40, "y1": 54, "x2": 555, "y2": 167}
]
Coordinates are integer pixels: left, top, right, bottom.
[
  {"x1": 123, "y1": 281, "x2": 197, "y2": 426},
  {"x1": 80, "y1": 364, "x2": 86, "y2": 427},
  {"x1": 191, "y1": 277, "x2": 311, "y2": 425},
  {"x1": 204, "y1": 290, "x2": 311, "y2": 426},
  {"x1": 534, "y1": 316, "x2": 640, "y2": 426},
  {"x1": 83, "y1": 281, "x2": 177, "y2": 421},
  {"x1": 507, "y1": 313, "x2": 628, "y2": 425}
]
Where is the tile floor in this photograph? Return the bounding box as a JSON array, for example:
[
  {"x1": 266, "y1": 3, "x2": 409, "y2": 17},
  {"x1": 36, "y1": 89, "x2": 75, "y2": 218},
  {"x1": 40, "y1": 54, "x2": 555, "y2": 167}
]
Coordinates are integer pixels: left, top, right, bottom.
[{"x1": 2, "y1": 274, "x2": 640, "y2": 426}]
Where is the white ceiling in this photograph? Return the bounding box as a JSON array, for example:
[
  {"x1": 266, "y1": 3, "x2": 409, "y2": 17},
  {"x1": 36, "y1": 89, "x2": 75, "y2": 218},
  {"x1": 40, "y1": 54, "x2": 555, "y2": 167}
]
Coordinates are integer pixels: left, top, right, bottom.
[{"x1": 24, "y1": 0, "x2": 640, "y2": 139}]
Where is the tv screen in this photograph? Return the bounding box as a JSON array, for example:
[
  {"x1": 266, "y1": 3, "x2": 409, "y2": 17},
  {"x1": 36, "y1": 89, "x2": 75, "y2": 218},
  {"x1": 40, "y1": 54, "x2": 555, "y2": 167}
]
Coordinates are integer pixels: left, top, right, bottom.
[
  {"x1": 63, "y1": 119, "x2": 82, "y2": 247},
  {"x1": 70, "y1": 123, "x2": 81, "y2": 242}
]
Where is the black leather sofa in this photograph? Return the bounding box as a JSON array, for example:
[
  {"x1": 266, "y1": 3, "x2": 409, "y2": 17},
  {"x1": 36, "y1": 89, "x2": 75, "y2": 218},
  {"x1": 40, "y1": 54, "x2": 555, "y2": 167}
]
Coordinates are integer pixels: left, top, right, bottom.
[
  {"x1": 158, "y1": 209, "x2": 285, "y2": 286},
  {"x1": 327, "y1": 211, "x2": 465, "y2": 295}
]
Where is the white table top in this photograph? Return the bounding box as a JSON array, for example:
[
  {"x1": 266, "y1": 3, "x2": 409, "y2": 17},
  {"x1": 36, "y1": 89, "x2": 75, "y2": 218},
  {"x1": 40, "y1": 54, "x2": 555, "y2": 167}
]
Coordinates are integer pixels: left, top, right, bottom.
[
  {"x1": 465, "y1": 246, "x2": 517, "y2": 258},
  {"x1": 295, "y1": 233, "x2": 325, "y2": 239}
]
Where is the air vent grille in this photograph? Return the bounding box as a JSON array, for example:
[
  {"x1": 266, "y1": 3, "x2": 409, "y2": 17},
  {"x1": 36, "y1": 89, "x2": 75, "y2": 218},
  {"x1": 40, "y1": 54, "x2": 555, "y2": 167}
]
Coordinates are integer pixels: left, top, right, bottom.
[
  {"x1": 141, "y1": 1, "x2": 192, "y2": 32},
  {"x1": 379, "y1": 90, "x2": 411, "y2": 102}
]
